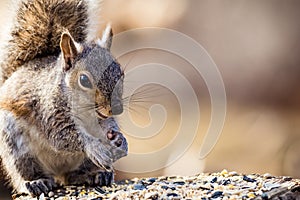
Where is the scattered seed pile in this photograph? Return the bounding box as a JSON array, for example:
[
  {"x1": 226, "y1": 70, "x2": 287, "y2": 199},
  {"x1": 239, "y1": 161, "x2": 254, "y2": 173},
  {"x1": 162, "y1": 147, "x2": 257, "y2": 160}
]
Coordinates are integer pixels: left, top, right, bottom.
[{"x1": 14, "y1": 170, "x2": 300, "y2": 200}]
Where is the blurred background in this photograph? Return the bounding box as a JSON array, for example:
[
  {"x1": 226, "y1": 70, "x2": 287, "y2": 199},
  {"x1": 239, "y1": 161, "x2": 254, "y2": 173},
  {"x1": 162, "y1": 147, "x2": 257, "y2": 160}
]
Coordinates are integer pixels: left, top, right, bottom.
[{"x1": 1, "y1": 0, "x2": 300, "y2": 198}]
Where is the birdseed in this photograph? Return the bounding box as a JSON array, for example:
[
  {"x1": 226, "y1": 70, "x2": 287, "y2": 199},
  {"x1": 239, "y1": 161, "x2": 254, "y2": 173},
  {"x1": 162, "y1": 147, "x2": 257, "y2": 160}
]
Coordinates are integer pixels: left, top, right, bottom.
[{"x1": 13, "y1": 170, "x2": 300, "y2": 200}]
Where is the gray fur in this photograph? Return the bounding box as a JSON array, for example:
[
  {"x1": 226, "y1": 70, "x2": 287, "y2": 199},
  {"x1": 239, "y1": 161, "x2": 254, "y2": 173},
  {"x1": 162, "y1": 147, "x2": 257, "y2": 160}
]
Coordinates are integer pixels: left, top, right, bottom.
[
  {"x1": 0, "y1": 0, "x2": 127, "y2": 197},
  {"x1": 0, "y1": 43, "x2": 127, "y2": 196}
]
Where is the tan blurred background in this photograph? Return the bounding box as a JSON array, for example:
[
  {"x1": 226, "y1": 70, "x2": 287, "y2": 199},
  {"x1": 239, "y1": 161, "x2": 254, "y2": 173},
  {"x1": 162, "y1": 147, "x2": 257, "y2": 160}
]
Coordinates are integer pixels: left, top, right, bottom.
[
  {"x1": 101, "y1": 0, "x2": 300, "y2": 179},
  {"x1": 1, "y1": 0, "x2": 300, "y2": 198}
]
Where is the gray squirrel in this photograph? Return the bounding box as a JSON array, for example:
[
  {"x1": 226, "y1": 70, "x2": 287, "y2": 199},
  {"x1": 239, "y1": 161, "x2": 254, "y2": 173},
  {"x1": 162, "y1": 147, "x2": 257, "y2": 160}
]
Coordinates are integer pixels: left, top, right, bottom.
[{"x1": 0, "y1": 0, "x2": 128, "y2": 197}]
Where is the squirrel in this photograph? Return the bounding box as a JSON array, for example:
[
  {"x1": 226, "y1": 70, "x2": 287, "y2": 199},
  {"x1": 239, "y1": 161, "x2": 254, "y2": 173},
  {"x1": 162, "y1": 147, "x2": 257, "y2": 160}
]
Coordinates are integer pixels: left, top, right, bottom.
[{"x1": 0, "y1": 0, "x2": 128, "y2": 197}]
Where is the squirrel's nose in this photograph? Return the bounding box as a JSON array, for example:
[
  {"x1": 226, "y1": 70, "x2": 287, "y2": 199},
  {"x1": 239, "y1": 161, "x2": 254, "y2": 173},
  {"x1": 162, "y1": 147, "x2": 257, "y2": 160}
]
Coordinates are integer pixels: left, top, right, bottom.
[
  {"x1": 111, "y1": 102, "x2": 123, "y2": 115},
  {"x1": 110, "y1": 99, "x2": 123, "y2": 115}
]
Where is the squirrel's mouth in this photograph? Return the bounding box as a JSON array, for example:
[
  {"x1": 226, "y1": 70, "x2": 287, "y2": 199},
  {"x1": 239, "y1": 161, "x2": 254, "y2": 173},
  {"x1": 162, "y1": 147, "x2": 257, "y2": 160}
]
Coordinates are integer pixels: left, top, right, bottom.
[{"x1": 95, "y1": 110, "x2": 109, "y2": 119}]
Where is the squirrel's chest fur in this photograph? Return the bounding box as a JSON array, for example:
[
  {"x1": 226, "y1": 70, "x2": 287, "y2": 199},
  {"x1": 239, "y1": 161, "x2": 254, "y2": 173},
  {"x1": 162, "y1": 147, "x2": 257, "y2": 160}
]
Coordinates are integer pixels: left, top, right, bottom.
[
  {"x1": 25, "y1": 119, "x2": 85, "y2": 175},
  {"x1": 32, "y1": 141, "x2": 85, "y2": 177}
]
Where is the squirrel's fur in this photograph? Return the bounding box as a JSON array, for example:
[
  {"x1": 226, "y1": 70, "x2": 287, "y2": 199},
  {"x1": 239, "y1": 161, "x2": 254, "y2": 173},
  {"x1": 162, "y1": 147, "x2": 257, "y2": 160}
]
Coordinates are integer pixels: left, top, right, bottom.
[
  {"x1": 0, "y1": 0, "x2": 127, "y2": 197},
  {"x1": 0, "y1": 0, "x2": 102, "y2": 83}
]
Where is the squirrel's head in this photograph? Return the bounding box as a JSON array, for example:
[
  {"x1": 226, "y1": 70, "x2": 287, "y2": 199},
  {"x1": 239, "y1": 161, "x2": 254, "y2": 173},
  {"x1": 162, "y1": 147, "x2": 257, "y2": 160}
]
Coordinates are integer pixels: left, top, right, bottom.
[{"x1": 59, "y1": 25, "x2": 123, "y2": 120}]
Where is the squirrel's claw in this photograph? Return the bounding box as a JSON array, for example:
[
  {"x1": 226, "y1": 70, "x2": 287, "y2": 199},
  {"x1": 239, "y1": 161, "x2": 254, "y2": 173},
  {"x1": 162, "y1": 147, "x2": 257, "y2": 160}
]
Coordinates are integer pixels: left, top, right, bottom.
[{"x1": 25, "y1": 178, "x2": 56, "y2": 197}]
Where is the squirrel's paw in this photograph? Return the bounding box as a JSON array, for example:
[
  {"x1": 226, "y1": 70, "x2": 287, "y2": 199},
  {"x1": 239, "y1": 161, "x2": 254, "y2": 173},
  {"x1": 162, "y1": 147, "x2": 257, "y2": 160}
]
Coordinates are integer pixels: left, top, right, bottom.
[
  {"x1": 94, "y1": 171, "x2": 114, "y2": 186},
  {"x1": 107, "y1": 129, "x2": 128, "y2": 161},
  {"x1": 67, "y1": 171, "x2": 114, "y2": 186},
  {"x1": 25, "y1": 178, "x2": 56, "y2": 197}
]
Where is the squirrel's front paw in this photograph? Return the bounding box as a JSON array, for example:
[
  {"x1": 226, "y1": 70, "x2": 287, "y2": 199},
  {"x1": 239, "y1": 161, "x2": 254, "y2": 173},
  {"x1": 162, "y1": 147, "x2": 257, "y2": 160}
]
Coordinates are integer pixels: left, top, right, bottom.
[
  {"x1": 94, "y1": 171, "x2": 114, "y2": 186},
  {"x1": 107, "y1": 129, "x2": 128, "y2": 161},
  {"x1": 25, "y1": 178, "x2": 56, "y2": 197},
  {"x1": 67, "y1": 171, "x2": 114, "y2": 186}
]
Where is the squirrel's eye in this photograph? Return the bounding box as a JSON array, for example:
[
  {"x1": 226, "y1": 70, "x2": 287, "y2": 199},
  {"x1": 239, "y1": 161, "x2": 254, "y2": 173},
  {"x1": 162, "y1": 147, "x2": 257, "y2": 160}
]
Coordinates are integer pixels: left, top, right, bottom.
[{"x1": 79, "y1": 74, "x2": 93, "y2": 89}]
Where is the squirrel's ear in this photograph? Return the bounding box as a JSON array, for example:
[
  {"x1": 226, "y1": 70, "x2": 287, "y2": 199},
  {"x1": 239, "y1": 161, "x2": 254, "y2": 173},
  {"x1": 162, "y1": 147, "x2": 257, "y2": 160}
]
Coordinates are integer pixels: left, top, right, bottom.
[
  {"x1": 97, "y1": 24, "x2": 113, "y2": 50},
  {"x1": 60, "y1": 32, "x2": 81, "y2": 71}
]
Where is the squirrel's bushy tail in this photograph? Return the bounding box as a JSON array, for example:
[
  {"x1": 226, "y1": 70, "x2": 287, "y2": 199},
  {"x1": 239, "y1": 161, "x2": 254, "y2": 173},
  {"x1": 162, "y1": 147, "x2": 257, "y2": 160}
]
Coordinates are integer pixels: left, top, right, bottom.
[{"x1": 0, "y1": 0, "x2": 102, "y2": 82}]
